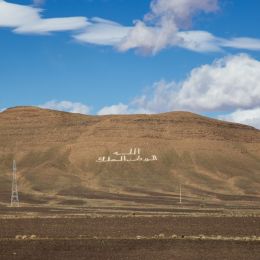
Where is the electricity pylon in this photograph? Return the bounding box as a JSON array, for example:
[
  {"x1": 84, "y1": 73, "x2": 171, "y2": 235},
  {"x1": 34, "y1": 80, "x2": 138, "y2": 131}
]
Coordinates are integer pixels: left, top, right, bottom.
[{"x1": 11, "y1": 160, "x2": 19, "y2": 207}]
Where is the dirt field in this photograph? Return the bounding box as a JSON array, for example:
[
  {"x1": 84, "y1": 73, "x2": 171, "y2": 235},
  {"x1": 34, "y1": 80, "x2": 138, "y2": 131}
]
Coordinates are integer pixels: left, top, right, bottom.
[
  {"x1": 0, "y1": 216, "x2": 259, "y2": 238},
  {"x1": 1, "y1": 239, "x2": 259, "y2": 260},
  {"x1": 0, "y1": 216, "x2": 259, "y2": 260}
]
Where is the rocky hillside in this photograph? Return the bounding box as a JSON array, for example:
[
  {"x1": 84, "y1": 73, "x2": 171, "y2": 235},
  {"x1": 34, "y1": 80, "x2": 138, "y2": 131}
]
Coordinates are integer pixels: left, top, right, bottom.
[{"x1": 0, "y1": 106, "x2": 260, "y2": 209}]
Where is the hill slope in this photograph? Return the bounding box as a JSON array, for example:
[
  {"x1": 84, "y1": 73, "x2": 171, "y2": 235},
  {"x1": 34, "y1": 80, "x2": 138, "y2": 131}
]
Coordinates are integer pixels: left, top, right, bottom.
[{"x1": 0, "y1": 106, "x2": 260, "y2": 209}]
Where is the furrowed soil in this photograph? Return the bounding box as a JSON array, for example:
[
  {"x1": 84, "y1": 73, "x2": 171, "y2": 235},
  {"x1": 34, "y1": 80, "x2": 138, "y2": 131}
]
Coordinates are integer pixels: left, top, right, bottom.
[
  {"x1": 0, "y1": 216, "x2": 259, "y2": 260},
  {"x1": 0, "y1": 217, "x2": 259, "y2": 238},
  {"x1": 1, "y1": 239, "x2": 259, "y2": 260}
]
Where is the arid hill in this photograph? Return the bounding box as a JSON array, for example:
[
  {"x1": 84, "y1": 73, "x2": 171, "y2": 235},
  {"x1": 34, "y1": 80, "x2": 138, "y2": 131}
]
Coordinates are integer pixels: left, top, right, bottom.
[{"x1": 0, "y1": 106, "x2": 260, "y2": 210}]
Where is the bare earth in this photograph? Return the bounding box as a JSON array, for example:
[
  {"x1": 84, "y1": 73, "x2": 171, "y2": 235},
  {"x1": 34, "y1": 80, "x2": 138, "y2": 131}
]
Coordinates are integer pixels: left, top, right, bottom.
[
  {"x1": 0, "y1": 216, "x2": 259, "y2": 260},
  {"x1": 1, "y1": 239, "x2": 259, "y2": 260}
]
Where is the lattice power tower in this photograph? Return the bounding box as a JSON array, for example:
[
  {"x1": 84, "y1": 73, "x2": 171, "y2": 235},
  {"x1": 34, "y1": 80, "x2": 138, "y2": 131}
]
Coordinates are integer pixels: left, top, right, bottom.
[{"x1": 11, "y1": 160, "x2": 19, "y2": 207}]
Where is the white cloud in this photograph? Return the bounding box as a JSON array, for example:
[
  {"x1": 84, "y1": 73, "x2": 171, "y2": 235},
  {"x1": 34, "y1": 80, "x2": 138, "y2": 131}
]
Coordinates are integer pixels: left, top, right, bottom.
[
  {"x1": 172, "y1": 54, "x2": 260, "y2": 112},
  {"x1": 74, "y1": 18, "x2": 131, "y2": 46},
  {"x1": 175, "y1": 31, "x2": 222, "y2": 52},
  {"x1": 75, "y1": 25, "x2": 260, "y2": 54},
  {"x1": 97, "y1": 54, "x2": 260, "y2": 128},
  {"x1": 116, "y1": 0, "x2": 260, "y2": 54},
  {"x1": 0, "y1": 0, "x2": 40, "y2": 28},
  {"x1": 117, "y1": 19, "x2": 178, "y2": 54},
  {"x1": 219, "y1": 108, "x2": 260, "y2": 129},
  {"x1": 0, "y1": 107, "x2": 6, "y2": 113},
  {"x1": 40, "y1": 100, "x2": 91, "y2": 114},
  {"x1": 124, "y1": 54, "x2": 260, "y2": 113},
  {"x1": 0, "y1": 0, "x2": 88, "y2": 34},
  {"x1": 117, "y1": 0, "x2": 219, "y2": 54},
  {"x1": 97, "y1": 103, "x2": 129, "y2": 115},
  {"x1": 221, "y1": 37, "x2": 260, "y2": 51},
  {"x1": 14, "y1": 17, "x2": 89, "y2": 34},
  {"x1": 148, "y1": 0, "x2": 219, "y2": 27}
]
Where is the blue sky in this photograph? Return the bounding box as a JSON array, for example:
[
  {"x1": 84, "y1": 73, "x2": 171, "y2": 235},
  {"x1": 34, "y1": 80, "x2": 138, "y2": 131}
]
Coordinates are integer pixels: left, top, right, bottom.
[{"x1": 1, "y1": 0, "x2": 260, "y2": 128}]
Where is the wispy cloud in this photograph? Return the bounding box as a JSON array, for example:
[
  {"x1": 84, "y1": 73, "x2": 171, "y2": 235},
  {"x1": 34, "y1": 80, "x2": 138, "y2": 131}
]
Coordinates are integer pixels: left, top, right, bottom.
[
  {"x1": 74, "y1": 0, "x2": 260, "y2": 54},
  {"x1": 1, "y1": 0, "x2": 260, "y2": 54},
  {"x1": 74, "y1": 18, "x2": 131, "y2": 46},
  {"x1": 14, "y1": 17, "x2": 89, "y2": 34},
  {"x1": 39, "y1": 100, "x2": 91, "y2": 114},
  {"x1": 220, "y1": 37, "x2": 260, "y2": 51},
  {"x1": 0, "y1": 0, "x2": 88, "y2": 34}
]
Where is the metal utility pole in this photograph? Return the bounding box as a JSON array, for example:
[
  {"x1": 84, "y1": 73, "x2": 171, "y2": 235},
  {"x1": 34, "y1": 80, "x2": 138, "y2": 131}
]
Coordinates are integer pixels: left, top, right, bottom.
[
  {"x1": 179, "y1": 184, "x2": 182, "y2": 204},
  {"x1": 11, "y1": 160, "x2": 19, "y2": 207}
]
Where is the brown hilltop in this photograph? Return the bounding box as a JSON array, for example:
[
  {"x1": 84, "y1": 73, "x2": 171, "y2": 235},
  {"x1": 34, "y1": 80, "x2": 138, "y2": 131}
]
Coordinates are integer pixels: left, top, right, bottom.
[{"x1": 0, "y1": 106, "x2": 260, "y2": 210}]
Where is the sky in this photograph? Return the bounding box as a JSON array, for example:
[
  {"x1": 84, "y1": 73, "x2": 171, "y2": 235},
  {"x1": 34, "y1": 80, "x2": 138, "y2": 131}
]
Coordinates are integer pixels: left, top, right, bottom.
[{"x1": 1, "y1": 0, "x2": 260, "y2": 128}]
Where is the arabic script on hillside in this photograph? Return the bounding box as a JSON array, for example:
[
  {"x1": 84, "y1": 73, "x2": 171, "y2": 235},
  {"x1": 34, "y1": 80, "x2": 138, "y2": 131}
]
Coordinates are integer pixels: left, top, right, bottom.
[{"x1": 96, "y1": 148, "x2": 158, "y2": 163}]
